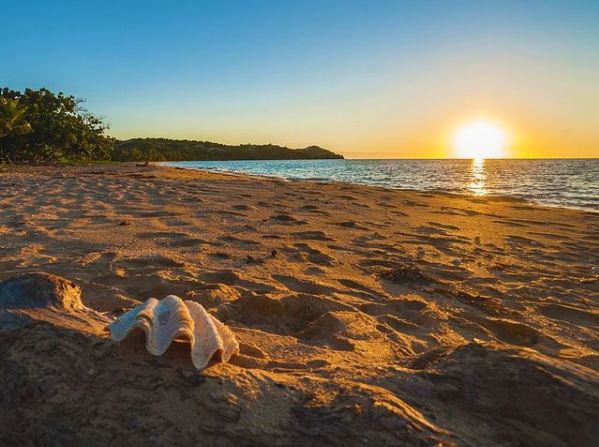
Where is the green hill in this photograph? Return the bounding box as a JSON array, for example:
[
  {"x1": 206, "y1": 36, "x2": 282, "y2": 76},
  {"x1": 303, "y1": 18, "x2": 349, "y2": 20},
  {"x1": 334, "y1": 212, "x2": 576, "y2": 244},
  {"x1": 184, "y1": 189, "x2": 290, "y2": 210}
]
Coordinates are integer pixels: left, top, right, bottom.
[{"x1": 112, "y1": 138, "x2": 343, "y2": 162}]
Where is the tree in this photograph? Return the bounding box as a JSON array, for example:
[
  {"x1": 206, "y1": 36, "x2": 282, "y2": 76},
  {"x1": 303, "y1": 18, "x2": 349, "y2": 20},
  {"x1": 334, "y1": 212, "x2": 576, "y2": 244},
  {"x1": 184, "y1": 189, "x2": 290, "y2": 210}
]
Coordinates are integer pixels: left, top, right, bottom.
[
  {"x1": 0, "y1": 98, "x2": 32, "y2": 138},
  {"x1": 0, "y1": 87, "x2": 114, "y2": 164}
]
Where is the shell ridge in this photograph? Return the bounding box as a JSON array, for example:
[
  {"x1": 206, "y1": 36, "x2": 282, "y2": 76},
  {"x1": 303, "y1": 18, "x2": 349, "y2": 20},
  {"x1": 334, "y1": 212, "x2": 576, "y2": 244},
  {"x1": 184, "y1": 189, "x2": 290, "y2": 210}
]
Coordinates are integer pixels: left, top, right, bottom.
[
  {"x1": 145, "y1": 296, "x2": 194, "y2": 356},
  {"x1": 184, "y1": 300, "x2": 224, "y2": 370},
  {"x1": 208, "y1": 314, "x2": 240, "y2": 362},
  {"x1": 107, "y1": 298, "x2": 159, "y2": 341}
]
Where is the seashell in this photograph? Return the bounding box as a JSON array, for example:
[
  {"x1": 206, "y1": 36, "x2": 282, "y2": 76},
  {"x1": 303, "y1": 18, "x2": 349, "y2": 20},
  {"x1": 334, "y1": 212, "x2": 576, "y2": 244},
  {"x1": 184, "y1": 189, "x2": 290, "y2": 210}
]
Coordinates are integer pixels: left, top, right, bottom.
[{"x1": 107, "y1": 295, "x2": 239, "y2": 370}]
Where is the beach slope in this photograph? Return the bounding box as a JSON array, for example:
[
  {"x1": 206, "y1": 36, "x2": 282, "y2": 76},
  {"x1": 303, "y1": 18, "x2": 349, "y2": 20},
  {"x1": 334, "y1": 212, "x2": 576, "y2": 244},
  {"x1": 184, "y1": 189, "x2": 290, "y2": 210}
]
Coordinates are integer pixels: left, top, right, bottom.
[{"x1": 0, "y1": 163, "x2": 597, "y2": 446}]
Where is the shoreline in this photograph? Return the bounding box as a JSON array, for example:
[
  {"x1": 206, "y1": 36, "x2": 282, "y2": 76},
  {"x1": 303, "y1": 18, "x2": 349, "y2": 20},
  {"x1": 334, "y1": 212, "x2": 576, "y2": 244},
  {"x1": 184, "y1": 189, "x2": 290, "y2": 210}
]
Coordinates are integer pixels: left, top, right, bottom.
[
  {"x1": 162, "y1": 161, "x2": 599, "y2": 215},
  {"x1": 1, "y1": 162, "x2": 597, "y2": 445}
]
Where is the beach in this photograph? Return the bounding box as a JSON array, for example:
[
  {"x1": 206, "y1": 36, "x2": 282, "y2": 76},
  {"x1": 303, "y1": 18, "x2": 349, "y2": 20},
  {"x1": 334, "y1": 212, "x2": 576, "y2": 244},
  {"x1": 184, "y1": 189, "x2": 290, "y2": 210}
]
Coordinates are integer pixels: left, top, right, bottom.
[{"x1": 1, "y1": 162, "x2": 598, "y2": 446}]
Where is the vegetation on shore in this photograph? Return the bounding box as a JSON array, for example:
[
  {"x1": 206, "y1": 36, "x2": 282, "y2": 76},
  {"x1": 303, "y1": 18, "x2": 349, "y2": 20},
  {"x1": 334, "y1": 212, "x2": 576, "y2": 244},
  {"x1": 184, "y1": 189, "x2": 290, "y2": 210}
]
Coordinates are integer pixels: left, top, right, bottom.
[
  {"x1": 113, "y1": 138, "x2": 342, "y2": 162},
  {"x1": 0, "y1": 87, "x2": 342, "y2": 164},
  {"x1": 0, "y1": 88, "x2": 113, "y2": 164}
]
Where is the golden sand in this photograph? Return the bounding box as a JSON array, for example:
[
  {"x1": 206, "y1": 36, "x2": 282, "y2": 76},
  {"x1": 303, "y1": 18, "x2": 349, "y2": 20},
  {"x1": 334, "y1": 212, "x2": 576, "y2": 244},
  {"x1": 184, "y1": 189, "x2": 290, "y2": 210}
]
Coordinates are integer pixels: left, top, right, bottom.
[{"x1": 0, "y1": 163, "x2": 597, "y2": 445}]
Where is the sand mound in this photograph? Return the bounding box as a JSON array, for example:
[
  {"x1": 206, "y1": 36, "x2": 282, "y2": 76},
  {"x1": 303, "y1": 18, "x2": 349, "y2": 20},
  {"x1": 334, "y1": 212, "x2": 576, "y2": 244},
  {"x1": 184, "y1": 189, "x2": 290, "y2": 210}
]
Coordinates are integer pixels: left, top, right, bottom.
[
  {"x1": 185, "y1": 283, "x2": 241, "y2": 309},
  {"x1": 0, "y1": 273, "x2": 107, "y2": 333},
  {"x1": 302, "y1": 310, "x2": 380, "y2": 341},
  {"x1": 0, "y1": 272, "x2": 83, "y2": 312},
  {"x1": 413, "y1": 343, "x2": 599, "y2": 446}
]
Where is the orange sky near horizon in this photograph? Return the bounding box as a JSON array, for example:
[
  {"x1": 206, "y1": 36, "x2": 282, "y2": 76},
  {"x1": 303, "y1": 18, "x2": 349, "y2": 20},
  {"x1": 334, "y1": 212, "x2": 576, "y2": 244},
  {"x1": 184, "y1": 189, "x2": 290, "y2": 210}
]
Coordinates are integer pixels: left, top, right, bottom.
[{"x1": 109, "y1": 51, "x2": 599, "y2": 160}]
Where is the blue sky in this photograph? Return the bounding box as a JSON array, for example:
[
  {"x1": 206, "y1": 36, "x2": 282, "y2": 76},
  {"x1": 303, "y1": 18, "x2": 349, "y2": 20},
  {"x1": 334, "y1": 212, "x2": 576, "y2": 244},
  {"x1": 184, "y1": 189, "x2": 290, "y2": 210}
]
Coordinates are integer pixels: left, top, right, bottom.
[{"x1": 2, "y1": 0, "x2": 598, "y2": 157}]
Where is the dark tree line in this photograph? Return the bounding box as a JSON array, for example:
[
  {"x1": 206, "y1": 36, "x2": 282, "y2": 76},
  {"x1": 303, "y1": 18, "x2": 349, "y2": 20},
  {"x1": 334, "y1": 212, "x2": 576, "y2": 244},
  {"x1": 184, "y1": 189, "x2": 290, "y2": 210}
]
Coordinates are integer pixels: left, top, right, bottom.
[
  {"x1": 0, "y1": 87, "x2": 114, "y2": 164},
  {"x1": 113, "y1": 138, "x2": 343, "y2": 161}
]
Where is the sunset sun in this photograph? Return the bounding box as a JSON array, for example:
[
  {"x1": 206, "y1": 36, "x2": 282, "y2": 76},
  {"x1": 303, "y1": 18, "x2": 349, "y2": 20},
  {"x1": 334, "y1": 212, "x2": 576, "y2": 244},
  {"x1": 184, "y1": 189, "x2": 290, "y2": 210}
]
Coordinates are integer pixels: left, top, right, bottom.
[{"x1": 452, "y1": 119, "x2": 508, "y2": 159}]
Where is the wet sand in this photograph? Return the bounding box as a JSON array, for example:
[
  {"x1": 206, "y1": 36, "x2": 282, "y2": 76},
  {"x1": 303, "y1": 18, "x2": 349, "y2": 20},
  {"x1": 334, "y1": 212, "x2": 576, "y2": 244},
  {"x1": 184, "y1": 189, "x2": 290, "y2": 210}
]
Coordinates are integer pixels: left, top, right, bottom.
[{"x1": 0, "y1": 163, "x2": 598, "y2": 446}]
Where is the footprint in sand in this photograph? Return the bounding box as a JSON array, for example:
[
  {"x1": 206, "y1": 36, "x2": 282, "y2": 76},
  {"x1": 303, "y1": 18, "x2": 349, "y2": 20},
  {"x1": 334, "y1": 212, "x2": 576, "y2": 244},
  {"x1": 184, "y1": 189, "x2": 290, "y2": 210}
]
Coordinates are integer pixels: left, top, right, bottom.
[
  {"x1": 272, "y1": 274, "x2": 338, "y2": 296},
  {"x1": 198, "y1": 270, "x2": 279, "y2": 293},
  {"x1": 335, "y1": 220, "x2": 370, "y2": 230},
  {"x1": 291, "y1": 231, "x2": 332, "y2": 241},
  {"x1": 284, "y1": 243, "x2": 336, "y2": 266},
  {"x1": 539, "y1": 303, "x2": 599, "y2": 326},
  {"x1": 219, "y1": 293, "x2": 363, "y2": 352},
  {"x1": 269, "y1": 214, "x2": 307, "y2": 225},
  {"x1": 474, "y1": 317, "x2": 546, "y2": 347}
]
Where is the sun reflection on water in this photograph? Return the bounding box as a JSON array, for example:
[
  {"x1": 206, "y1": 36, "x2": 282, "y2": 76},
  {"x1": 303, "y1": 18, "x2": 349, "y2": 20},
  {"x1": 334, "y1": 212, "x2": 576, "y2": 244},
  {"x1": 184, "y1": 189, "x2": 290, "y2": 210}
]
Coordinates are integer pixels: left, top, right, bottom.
[{"x1": 468, "y1": 158, "x2": 486, "y2": 195}]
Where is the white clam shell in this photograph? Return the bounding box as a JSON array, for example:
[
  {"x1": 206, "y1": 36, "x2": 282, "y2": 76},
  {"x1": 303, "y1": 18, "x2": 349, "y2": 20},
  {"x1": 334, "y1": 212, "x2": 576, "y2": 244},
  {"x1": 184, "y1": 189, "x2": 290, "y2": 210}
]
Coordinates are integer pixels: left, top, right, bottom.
[{"x1": 107, "y1": 295, "x2": 239, "y2": 370}]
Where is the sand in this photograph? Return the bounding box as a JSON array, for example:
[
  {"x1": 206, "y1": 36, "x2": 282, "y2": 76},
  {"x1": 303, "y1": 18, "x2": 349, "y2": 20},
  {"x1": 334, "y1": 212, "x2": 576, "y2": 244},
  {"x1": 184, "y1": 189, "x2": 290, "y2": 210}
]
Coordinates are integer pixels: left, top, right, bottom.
[{"x1": 0, "y1": 162, "x2": 598, "y2": 446}]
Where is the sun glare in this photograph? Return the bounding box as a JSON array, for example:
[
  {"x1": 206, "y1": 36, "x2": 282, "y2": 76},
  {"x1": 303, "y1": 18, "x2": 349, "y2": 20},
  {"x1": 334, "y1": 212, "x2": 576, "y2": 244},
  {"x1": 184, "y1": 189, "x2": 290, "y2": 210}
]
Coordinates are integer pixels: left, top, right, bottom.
[{"x1": 452, "y1": 119, "x2": 508, "y2": 159}]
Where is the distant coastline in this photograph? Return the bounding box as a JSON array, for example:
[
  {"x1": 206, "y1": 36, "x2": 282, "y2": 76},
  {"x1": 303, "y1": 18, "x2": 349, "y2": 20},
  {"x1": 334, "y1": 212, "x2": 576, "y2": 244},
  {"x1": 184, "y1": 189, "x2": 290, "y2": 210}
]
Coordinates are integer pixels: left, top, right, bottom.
[{"x1": 113, "y1": 137, "x2": 344, "y2": 162}]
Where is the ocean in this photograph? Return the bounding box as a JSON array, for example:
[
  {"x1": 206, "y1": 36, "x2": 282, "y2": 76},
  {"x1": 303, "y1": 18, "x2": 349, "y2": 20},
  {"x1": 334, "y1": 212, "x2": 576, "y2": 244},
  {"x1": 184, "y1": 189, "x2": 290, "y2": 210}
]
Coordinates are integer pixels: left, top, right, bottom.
[{"x1": 165, "y1": 158, "x2": 599, "y2": 212}]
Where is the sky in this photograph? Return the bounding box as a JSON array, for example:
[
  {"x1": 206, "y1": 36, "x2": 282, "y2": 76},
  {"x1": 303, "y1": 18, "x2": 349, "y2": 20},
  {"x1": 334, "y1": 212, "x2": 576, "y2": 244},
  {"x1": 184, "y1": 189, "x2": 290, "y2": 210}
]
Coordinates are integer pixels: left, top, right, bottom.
[{"x1": 2, "y1": 0, "x2": 599, "y2": 158}]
